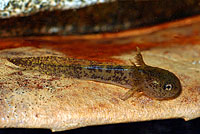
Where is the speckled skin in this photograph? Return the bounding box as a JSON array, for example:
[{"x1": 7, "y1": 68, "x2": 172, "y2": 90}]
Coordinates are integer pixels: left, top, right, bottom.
[{"x1": 7, "y1": 48, "x2": 182, "y2": 100}]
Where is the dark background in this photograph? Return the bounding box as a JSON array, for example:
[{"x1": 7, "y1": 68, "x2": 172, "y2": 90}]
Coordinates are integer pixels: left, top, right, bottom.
[
  {"x1": 0, "y1": 118, "x2": 199, "y2": 134},
  {"x1": 1, "y1": 0, "x2": 200, "y2": 37}
]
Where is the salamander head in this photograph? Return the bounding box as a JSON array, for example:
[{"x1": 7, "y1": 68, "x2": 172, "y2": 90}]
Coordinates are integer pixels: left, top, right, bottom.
[
  {"x1": 125, "y1": 47, "x2": 182, "y2": 101},
  {"x1": 140, "y1": 66, "x2": 182, "y2": 100}
]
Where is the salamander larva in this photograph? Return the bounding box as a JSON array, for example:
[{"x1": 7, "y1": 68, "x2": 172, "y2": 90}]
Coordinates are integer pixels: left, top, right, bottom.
[{"x1": 7, "y1": 47, "x2": 182, "y2": 100}]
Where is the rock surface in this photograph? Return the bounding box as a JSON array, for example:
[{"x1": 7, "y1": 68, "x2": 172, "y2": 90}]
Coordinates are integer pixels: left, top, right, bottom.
[
  {"x1": 0, "y1": 45, "x2": 200, "y2": 131},
  {"x1": 0, "y1": 0, "x2": 112, "y2": 18}
]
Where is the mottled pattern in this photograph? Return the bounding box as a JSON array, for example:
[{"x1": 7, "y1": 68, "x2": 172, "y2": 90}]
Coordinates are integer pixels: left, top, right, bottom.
[
  {"x1": 7, "y1": 49, "x2": 182, "y2": 100},
  {"x1": 7, "y1": 56, "x2": 135, "y2": 88}
]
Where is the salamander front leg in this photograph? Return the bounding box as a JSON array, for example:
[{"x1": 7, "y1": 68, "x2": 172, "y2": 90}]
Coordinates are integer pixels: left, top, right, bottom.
[
  {"x1": 134, "y1": 47, "x2": 146, "y2": 67},
  {"x1": 121, "y1": 87, "x2": 139, "y2": 100}
]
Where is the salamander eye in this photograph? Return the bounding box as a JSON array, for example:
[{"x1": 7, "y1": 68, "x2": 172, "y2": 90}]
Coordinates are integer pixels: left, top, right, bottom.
[{"x1": 164, "y1": 84, "x2": 173, "y2": 91}]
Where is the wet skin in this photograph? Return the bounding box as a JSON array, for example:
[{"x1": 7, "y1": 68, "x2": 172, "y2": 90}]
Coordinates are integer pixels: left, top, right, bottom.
[{"x1": 7, "y1": 48, "x2": 182, "y2": 100}]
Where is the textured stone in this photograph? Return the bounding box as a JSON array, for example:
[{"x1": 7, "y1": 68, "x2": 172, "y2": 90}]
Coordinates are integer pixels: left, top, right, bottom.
[{"x1": 0, "y1": 0, "x2": 112, "y2": 18}]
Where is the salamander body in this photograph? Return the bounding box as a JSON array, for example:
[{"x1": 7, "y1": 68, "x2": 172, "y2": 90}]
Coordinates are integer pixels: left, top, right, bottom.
[{"x1": 7, "y1": 48, "x2": 182, "y2": 100}]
